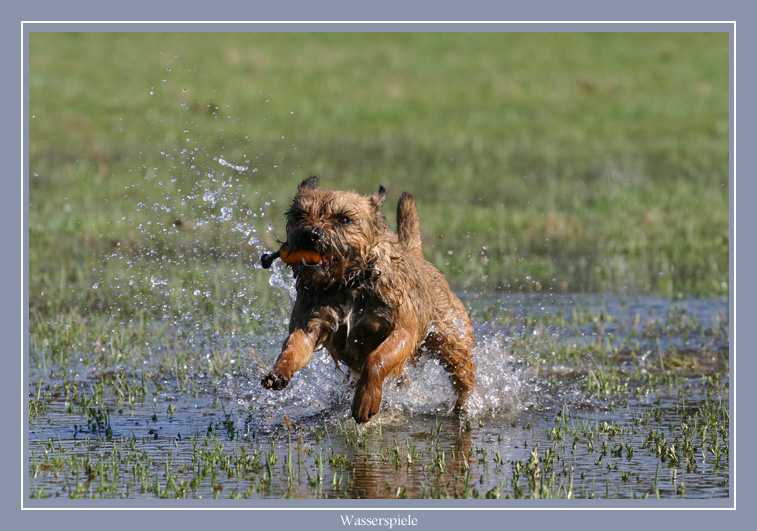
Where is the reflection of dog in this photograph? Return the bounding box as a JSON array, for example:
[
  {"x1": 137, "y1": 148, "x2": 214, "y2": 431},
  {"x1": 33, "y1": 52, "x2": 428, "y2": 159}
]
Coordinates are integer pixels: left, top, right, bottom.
[{"x1": 261, "y1": 177, "x2": 474, "y2": 423}]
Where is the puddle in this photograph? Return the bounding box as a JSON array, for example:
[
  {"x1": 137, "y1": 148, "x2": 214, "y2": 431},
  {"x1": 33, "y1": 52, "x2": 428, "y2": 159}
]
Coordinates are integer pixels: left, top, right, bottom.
[{"x1": 28, "y1": 291, "x2": 729, "y2": 499}]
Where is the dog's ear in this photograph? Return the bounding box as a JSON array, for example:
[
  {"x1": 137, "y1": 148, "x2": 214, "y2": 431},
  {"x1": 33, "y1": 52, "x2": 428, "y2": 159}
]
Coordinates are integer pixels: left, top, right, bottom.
[
  {"x1": 369, "y1": 185, "x2": 387, "y2": 210},
  {"x1": 298, "y1": 176, "x2": 320, "y2": 191}
]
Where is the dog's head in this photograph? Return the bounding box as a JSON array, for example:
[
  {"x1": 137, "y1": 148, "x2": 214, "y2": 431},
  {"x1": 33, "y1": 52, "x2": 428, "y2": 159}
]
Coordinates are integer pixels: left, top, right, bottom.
[{"x1": 283, "y1": 176, "x2": 389, "y2": 287}]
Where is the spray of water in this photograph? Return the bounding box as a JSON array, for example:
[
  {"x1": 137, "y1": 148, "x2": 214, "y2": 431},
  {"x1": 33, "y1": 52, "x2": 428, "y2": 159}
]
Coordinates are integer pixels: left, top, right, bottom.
[{"x1": 98, "y1": 158, "x2": 538, "y2": 428}]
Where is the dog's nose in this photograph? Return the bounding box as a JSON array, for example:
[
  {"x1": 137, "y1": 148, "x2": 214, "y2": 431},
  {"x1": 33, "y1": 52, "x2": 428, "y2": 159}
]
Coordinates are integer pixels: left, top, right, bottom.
[
  {"x1": 306, "y1": 229, "x2": 323, "y2": 244},
  {"x1": 293, "y1": 228, "x2": 323, "y2": 247}
]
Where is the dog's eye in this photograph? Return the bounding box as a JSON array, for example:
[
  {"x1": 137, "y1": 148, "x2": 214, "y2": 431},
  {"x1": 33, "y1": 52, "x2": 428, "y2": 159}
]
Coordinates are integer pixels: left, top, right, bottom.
[{"x1": 335, "y1": 215, "x2": 352, "y2": 225}]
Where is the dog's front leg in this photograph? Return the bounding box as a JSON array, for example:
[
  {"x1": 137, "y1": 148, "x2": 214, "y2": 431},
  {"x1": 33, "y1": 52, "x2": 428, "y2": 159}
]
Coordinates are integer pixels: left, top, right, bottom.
[
  {"x1": 261, "y1": 328, "x2": 321, "y2": 390},
  {"x1": 352, "y1": 328, "x2": 415, "y2": 423}
]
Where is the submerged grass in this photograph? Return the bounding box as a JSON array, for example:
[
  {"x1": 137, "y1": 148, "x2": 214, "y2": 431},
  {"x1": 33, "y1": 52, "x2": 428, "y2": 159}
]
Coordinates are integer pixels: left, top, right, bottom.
[{"x1": 28, "y1": 294, "x2": 729, "y2": 499}]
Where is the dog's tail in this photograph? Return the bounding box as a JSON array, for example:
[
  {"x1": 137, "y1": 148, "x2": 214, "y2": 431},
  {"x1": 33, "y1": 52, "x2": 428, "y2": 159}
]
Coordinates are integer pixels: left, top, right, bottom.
[{"x1": 397, "y1": 192, "x2": 423, "y2": 255}]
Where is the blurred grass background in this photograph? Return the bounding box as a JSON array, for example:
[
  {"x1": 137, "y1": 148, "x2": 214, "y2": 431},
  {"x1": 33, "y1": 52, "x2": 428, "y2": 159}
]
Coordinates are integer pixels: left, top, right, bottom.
[{"x1": 29, "y1": 32, "x2": 729, "y2": 321}]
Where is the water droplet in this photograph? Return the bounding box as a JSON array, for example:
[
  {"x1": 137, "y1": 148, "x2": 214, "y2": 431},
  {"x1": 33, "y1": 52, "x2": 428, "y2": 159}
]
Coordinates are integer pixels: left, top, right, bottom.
[
  {"x1": 150, "y1": 276, "x2": 168, "y2": 288},
  {"x1": 202, "y1": 190, "x2": 216, "y2": 205},
  {"x1": 217, "y1": 158, "x2": 248, "y2": 172}
]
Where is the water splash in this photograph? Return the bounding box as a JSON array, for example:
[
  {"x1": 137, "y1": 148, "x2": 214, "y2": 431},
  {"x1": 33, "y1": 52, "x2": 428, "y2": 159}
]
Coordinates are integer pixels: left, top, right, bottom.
[
  {"x1": 98, "y1": 154, "x2": 540, "y2": 427},
  {"x1": 96, "y1": 146, "x2": 292, "y2": 375},
  {"x1": 217, "y1": 157, "x2": 249, "y2": 173}
]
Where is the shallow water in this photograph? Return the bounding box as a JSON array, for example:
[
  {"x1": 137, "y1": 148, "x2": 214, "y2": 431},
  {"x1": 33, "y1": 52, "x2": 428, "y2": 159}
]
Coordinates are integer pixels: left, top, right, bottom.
[{"x1": 28, "y1": 292, "x2": 729, "y2": 500}]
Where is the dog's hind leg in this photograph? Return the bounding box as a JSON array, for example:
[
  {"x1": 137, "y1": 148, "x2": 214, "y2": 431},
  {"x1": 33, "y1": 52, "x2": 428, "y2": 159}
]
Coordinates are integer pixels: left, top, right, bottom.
[
  {"x1": 438, "y1": 342, "x2": 475, "y2": 413},
  {"x1": 431, "y1": 313, "x2": 475, "y2": 413}
]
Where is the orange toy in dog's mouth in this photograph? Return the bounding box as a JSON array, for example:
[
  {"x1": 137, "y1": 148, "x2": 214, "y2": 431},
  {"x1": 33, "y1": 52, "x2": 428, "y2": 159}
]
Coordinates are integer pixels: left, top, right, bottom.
[
  {"x1": 260, "y1": 244, "x2": 328, "y2": 269},
  {"x1": 279, "y1": 246, "x2": 323, "y2": 265}
]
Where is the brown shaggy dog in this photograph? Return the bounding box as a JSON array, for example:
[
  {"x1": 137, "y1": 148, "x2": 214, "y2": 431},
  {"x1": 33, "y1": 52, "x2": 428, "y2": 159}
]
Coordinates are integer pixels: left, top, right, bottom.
[{"x1": 261, "y1": 177, "x2": 474, "y2": 423}]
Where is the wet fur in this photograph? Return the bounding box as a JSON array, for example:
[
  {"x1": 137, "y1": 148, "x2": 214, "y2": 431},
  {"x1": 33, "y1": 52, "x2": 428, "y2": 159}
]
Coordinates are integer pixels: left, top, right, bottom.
[{"x1": 261, "y1": 177, "x2": 475, "y2": 423}]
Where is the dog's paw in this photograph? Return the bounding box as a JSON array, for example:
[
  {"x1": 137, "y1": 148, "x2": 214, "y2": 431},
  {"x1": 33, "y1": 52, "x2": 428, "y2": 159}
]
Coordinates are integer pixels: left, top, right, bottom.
[
  {"x1": 351, "y1": 383, "x2": 382, "y2": 424},
  {"x1": 261, "y1": 372, "x2": 290, "y2": 390}
]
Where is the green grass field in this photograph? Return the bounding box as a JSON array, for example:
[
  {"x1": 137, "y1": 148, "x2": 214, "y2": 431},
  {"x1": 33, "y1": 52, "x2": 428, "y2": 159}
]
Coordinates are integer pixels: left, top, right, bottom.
[{"x1": 30, "y1": 32, "x2": 729, "y2": 314}]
